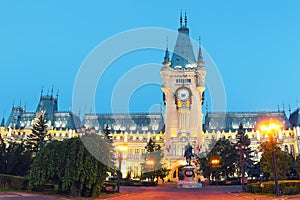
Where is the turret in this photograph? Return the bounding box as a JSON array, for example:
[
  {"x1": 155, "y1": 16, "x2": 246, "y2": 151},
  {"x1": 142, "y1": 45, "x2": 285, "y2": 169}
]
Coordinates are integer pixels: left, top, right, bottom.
[
  {"x1": 197, "y1": 36, "x2": 205, "y2": 68},
  {"x1": 170, "y1": 12, "x2": 196, "y2": 68},
  {"x1": 162, "y1": 47, "x2": 171, "y2": 67}
]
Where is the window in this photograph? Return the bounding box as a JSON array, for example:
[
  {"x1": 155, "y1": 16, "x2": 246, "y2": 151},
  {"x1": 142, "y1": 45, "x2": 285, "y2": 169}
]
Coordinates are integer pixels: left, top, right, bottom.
[
  {"x1": 134, "y1": 149, "x2": 139, "y2": 159},
  {"x1": 134, "y1": 154, "x2": 139, "y2": 159},
  {"x1": 134, "y1": 166, "x2": 139, "y2": 177},
  {"x1": 176, "y1": 79, "x2": 191, "y2": 84},
  {"x1": 174, "y1": 145, "x2": 177, "y2": 156},
  {"x1": 128, "y1": 150, "x2": 133, "y2": 159}
]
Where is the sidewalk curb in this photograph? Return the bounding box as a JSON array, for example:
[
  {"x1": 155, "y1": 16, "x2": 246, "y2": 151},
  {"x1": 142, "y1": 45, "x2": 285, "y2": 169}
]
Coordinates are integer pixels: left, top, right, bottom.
[{"x1": 227, "y1": 191, "x2": 300, "y2": 200}]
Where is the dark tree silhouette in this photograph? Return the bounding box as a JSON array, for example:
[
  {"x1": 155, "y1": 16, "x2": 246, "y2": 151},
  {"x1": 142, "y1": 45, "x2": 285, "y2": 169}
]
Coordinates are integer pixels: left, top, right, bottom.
[{"x1": 27, "y1": 114, "x2": 51, "y2": 153}]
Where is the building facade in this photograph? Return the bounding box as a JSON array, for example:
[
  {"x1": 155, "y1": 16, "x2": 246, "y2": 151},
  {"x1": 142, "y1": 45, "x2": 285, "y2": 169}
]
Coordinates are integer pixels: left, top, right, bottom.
[
  {"x1": 161, "y1": 13, "x2": 206, "y2": 180},
  {"x1": 1, "y1": 15, "x2": 300, "y2": 182},
  {"x1": 82, "y1": 113, "x2": 165, "y2": 178},
  {"x1": 1, "y1": 90, "x2": 80, "y2": 141}
]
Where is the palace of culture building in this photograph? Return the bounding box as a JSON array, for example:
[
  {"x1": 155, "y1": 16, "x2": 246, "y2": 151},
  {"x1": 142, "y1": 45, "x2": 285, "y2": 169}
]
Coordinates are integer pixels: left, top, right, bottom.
[{"x1": 1, "y1": 15, "x2": 300, "y2": 182}]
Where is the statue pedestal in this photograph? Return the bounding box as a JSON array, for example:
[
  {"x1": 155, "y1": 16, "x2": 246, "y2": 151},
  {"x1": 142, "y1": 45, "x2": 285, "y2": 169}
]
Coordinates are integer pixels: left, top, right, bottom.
[{"x1": 177, "y1": 165, "x2": 202, "y2": 189}]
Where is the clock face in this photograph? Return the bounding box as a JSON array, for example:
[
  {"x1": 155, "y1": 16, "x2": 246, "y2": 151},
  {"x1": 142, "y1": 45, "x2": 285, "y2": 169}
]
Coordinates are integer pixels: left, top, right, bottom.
[{"x1": 177, "y1": 88, "x2": 189, "y2": 101}]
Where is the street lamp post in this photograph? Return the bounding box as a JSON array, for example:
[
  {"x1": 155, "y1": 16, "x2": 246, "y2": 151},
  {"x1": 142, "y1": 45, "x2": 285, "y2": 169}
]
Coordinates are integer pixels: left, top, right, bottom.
[
  {"x1": 272, "y1": 145, "x2": 279, "y2": 196},
  {"x1": 116, "y1": 145, "x2": 128, "y2": 193},
  {"x1": 210, "y1": 157, "x2": 220, "y2": 186},
  {"x1": 258, "y1": 120, "x2": 282, "y2": 196}
]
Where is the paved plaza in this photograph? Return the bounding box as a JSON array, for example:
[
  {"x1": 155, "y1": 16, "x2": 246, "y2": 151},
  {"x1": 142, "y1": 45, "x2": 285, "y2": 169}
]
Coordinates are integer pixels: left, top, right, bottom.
[
  {"x1": 98, "y1": 184, "x2": 300, "y2": 200},
  {"x1": 1, "y1": 184, "x2": 300, "y2": 200}
]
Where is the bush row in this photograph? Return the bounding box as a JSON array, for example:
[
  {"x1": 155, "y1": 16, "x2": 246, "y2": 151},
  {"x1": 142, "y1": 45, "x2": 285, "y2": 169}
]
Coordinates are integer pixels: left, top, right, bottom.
[
  {"x1": 0, "y1": 174, "x2": 28, "y2": 190},
  {"x1": 247, "y1": 180, "x2": 300, "y2": 195}
]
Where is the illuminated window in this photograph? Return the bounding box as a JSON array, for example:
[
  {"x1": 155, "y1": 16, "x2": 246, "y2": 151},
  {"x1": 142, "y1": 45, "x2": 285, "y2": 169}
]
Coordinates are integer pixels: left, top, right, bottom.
[{"x1": 176, "y1": 79, "x2": 191, "y2": 84}]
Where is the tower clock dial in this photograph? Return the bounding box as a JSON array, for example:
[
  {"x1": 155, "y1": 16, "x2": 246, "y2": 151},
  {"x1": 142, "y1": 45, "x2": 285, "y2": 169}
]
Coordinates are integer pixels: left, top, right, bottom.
[{"x1": 177, "y1": 88, "x2": 190, "y2": 101}]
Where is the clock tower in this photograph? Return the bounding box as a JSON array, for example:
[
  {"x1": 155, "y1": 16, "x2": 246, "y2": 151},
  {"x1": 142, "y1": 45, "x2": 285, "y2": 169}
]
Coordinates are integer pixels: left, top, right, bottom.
[{"x1": 161, "y1": 14, "x2": 206, "y2": 175}]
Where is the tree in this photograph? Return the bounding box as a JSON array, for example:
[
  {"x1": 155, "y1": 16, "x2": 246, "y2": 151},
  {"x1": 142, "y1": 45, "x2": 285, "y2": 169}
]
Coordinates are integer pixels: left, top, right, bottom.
[
  {"x1": 141, "y1": 138, "x2": 167, "y2": 182},
  {"x1": 30, "y1": 135, "x2": 110, "y2": 197},
  {"x1": 5, "y1": 141, "x2": 32, "y2": 176},
  {"x1": 235, "y1": 123, "x2": 254, "y2": 186},
  {"x1": 27, "y1": 114, "x2": 51, "y2": 153},
  {"x1": 0, "y1": 134, "x2": 7, "y2": 173},
  {"x1": 247, "y1": 162, "x2": 262, "y2": 180},
  {"x1": 260, "y1": 140, "x2": 293, "y2": 180},
  {"x1": 104, "y1": 124, "x2": 112, "y2": 142},
  {"x1": 198, "y1": 137, "x2": 238, "y2": 182},
  {"x1": 0, "y1": 134, "x2": 32, "y2": 176},
  {"x1": 145, "y1": 138, "x2": 161, "y2": 153},
  {"x1": 209, "y1": 137, "x2": 238, "y2": 179},
  {"x1": 197, "y1": 156, "x2": 211, "y2": 182},
  {"x1": 293, "y1": 155, "x2": 300, "y2": 179}
]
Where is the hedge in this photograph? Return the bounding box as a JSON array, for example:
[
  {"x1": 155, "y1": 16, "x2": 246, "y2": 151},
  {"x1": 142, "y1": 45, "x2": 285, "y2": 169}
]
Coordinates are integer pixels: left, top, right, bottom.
[
  {"x1": 0, "y1": 174, "x2": 28, "y2": 190},
  {"x1": 247, "y1": 180, "x2": 300, "y2": 195}
]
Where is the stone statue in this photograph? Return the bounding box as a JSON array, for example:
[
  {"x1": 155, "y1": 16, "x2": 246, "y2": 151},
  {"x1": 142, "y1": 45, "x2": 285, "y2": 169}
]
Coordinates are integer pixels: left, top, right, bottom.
[{"x1": 184, "y1": 143, "x2": 194, "y2": 165}]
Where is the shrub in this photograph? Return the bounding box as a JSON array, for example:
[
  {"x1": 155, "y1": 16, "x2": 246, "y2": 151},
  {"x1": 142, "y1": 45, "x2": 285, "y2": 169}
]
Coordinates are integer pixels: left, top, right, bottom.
[
  {"x1": 247, "y1": 180, "x2": 300, "y2": 195},
  {"x1": 0, "y1": 174, "x2": 28, "y2": 190}
]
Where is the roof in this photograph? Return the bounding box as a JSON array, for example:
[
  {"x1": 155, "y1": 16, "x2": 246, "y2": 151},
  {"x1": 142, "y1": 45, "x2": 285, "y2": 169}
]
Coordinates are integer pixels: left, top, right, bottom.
[
  {"x1": 204, "y1": 111, "x2": 291, "y2": 132},
  {"x1": 6, "y1": 93, "x2": 80, "y2": 130},
  {"x1": 170, "y1": 16, "x2": 196, "y2": 68},
  {"x1": 6, "y1": 106, "x2": 26, "y2": 129},
  {"x1": 289, "y1": 108, "x2": 300, "y2": 127},
  {"x1": 36, "y1": 95, "x2": 58, "y2": 123},
  {"x1": 82, "y1": 113, "x2": 165, "y2": 133}
]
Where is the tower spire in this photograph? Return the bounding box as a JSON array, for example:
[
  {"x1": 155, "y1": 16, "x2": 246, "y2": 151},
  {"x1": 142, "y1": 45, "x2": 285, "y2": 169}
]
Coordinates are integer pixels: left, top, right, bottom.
[
  {"x1": 162, "y1": 37, "x2": 171, "y2": 66},
  {"x1": 40, "y1": 86, "x2": 43, "y2": 97},
  {"x1": 51, "y1": 85, "x2": 54, "y2": 97},
  {"x1": 197, "y1": 36, "x2": 205, "y2": 67},
  {"x1": 0, "y1": 117, "x2": 4, "y2": 127},
  {"x1": 171, "y1": 11, "x2": 195, "y2": 68},
  {"x1": 184, "y1": 11, "x2": 187, "y2": 26},
  {"x1": 180, "y1": 10, "x2": 183, "y2": 27}
]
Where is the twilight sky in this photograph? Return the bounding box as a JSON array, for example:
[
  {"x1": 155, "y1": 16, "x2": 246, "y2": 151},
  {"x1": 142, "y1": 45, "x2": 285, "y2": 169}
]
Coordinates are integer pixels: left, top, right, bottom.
[{"x1": 0, "y1": 0, "x2": 300, "y2": 120}]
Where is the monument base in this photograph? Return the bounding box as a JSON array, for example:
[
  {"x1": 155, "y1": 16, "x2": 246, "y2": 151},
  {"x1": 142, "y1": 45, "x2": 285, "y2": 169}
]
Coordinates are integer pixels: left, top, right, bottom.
[
  {"x1": 176, "y1": 165, "x2": 202, "y2": 189},
  {"x1": 177, "y1": 181, "x2": 202, "y2": 188}
]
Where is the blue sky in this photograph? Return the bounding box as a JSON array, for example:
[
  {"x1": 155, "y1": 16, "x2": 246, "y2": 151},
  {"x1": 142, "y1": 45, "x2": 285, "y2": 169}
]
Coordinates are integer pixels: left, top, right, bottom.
[{"x1": 0, "y1": 0, "x2": 300, "y2": 120}]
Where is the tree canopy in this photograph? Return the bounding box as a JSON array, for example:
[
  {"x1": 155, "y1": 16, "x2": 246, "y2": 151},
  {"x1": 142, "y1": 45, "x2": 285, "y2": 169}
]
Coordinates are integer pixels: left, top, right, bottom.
[
  {"x1": 197, "y1": 137, "x2": 238, "y2": 182},
  {"x1": 141, "y1": 138, "x2": 168, "y2": 182},
  {"x1": 260, "y1": 139, "x2": 293, "y2": 180},
  {"x1": 30, "y1": 135, "x2": 110, "y2": 197},
  {"x1": 235, "y1": 124, "x2": 254, "y2": 177},
  {"x1": 27, "y1": 114, "x2": 51, "y2": 153}
]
